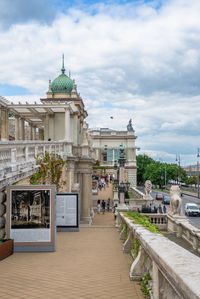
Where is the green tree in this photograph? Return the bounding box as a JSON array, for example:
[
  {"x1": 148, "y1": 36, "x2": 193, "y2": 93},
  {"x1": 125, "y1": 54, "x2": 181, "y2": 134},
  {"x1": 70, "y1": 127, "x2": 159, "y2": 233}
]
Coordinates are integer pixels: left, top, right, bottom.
[
  {"x1": 137, "y1": 154, "x2": 188, "y2": 187},
  {"x1": 30, "y1": 152, "x2": 65, "y2": 189},
  {"x1": 136, "y1": 154, "x2": 154, "y2": 185}
]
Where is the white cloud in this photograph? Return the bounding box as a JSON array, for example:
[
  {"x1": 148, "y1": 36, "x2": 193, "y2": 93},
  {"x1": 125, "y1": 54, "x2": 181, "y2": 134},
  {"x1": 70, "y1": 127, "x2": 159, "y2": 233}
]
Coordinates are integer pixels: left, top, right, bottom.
[{"x1": 1, "y1": 0, "x2": 200, "y2": 165}]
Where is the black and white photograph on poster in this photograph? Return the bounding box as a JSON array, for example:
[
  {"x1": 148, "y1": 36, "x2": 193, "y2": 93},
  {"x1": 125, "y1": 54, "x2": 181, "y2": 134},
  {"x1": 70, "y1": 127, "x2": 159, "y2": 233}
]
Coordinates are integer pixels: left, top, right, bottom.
[{"x1": 11, "y1": 190, "x2": 50, "y2": 229}]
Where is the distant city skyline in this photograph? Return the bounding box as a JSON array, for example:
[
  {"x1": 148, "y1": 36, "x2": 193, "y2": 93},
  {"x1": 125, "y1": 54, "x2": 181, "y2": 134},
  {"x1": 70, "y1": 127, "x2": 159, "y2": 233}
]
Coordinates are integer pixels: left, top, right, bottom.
[{"x1": 0, "y1": 0, "x2": 200, "y2": 165}]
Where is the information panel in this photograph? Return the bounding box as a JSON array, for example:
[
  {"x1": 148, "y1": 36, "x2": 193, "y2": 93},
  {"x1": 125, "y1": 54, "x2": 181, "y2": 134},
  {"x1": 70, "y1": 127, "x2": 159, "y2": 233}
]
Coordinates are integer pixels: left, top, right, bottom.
[
  {"x1": 6, "y1": 185, "x2": 56, "y2": 252},
  {"x1": 56, "y1": 193, "x2": 79, "y2": 230}
]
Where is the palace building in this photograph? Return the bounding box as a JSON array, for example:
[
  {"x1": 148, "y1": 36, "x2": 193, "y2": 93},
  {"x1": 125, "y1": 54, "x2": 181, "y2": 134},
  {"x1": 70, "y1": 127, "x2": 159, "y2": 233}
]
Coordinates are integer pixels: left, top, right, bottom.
[{"x1": 0, "y1": 56, "x2": 138, "y2": 223}]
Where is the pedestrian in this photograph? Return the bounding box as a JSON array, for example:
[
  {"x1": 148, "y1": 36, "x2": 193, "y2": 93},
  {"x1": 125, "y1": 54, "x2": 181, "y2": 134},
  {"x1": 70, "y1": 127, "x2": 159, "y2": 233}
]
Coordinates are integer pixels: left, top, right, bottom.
[
  {"x1": 101, "y1": 200, "x2": 106, "y2": 214},
  {"x1": 163, "y1": 205, "x2": 167, "y2": 214},
  {"x1": 153, "y1": 205, "x2": 158, "y2": 213},
  {"x1": 158, "y1": 204, "x2": 163, "y2": 214},
  {"x1": 113, "y1": 204, "x2": 118, "y2": 220},
  {"x1": 107, "y1": 198, "x2": 110, "y2": 211},
  {"x1": 97, "y1": 200, "x2": 101, "y2": 214}
]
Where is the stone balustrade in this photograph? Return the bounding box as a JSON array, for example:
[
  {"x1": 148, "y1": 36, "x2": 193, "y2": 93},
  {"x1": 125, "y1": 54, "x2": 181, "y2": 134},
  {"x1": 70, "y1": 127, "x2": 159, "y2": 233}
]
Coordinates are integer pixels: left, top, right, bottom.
[
  {"x1": 141, "y1": 213, "x2": 168, "y2": 231},
  {"x1": 167, "y1": 214, "x2": 200, "y2": 253},
  {"x1": 0, "y1": 140, "x2": 72, "y2": 190},
  {"x1": 117, "y1": 212, "x2": 200, "y2": 299}
]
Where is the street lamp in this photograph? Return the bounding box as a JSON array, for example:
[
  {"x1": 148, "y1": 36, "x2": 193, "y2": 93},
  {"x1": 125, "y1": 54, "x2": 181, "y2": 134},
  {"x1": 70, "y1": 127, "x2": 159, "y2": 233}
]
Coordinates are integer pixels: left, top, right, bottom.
[
  {"x1": 176, "y1": 154, "x2": 181, "y2": 185},
  {"x1": 197, "y1": 148, "x2": 200, "y2": 199},
  {"x1": 113, "y1": 145, "x2": 130, "y2": 204}
]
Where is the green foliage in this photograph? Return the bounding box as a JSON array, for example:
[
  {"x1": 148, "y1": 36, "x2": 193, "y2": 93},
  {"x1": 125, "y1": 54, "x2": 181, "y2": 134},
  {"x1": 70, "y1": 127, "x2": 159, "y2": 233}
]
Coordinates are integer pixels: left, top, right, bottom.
[
  {"x1": 30, "y1": 152, "x2": 65, "y2": 189},
  {"x1": 122, "y1": 223, "x2": 128, "y2": 239},
  {"x1": 125, "y1": 212, "x2": 160, "y2": 233},
  {"x1": 95, "y1": 160, "x2": 100, "y2": 166},
  {"x1": 136, "y1": 154, "x2": 154, "y2": 185},
  {"x1": 131, "y1": 239, "x2": 140, "y2": 259},
  {"x1": 125, "y1": 190, "x2": 130, "y2": 199},
  {"x1": 140, "y1": 272, "x2": 152, "y2": 299},
  {"x1": 137, "y1": 154, "x2": 188, "y2": 187}
]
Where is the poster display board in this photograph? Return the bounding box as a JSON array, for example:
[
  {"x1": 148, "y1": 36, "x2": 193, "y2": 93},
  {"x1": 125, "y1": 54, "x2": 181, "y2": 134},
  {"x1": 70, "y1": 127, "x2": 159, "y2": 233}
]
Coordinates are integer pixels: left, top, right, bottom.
[
  {"x1": 56, "y1": 193, "x2": 79, "y2": 232},
  {"x1": 6, "y1": 185, "x2": 56, "y2": 252}
]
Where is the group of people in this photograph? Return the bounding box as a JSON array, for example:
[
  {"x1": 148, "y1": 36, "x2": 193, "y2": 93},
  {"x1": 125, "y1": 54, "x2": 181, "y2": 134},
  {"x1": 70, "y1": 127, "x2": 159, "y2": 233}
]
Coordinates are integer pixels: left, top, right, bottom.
[
  {"x1": 97, "y1": 198, "x2": 111, "y2": 214},
  {"x1": 139, "y1": 203, "x2": 167, "y2": 214}
]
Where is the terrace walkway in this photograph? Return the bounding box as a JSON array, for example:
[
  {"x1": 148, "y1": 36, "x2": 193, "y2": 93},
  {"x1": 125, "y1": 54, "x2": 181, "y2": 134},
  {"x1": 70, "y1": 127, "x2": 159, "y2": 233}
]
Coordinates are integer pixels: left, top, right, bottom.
[{"x1": 0, "y1": 212, "x2": 143, "y2": 299}]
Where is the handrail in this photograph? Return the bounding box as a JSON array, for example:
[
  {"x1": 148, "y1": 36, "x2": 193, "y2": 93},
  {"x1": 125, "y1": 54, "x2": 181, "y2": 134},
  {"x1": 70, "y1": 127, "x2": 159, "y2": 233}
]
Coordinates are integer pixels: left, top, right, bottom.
[{"x1": 117, "y1": 212, "x2": 200, "y2": 299}]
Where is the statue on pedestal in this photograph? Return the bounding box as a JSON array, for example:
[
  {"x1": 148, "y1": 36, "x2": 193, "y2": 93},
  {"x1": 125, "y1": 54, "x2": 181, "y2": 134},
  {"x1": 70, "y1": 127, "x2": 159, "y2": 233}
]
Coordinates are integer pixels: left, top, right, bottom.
[
  {"x1": 127, "y1": 119, "x2": 134, "y2": 132},
  {"x1": 169, "y1": 185, "x2": 182, "y2": 216},
  {"x1": 143, "y1": 180, "x2": 152, "y2": 200}
]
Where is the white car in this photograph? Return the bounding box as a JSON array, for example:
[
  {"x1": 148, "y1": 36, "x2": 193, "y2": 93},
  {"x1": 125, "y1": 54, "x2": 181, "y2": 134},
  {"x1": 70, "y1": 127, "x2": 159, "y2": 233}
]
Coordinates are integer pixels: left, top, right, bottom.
[{"x1": 185, "y1": 203, "x2": 200, "y2": 216}]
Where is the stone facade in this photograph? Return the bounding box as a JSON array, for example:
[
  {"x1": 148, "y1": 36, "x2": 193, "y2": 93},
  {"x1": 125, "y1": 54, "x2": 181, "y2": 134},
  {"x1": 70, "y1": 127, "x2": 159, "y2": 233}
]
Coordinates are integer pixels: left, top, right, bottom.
[{"x1": 90, "y1": 127, "x2": 137, "y2": 187}]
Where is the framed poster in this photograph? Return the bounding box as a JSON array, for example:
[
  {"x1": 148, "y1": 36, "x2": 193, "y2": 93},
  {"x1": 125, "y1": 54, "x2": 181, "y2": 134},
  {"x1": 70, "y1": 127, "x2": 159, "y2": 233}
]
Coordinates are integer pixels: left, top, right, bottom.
[
  {"x1": 56, "y1": 193, "x2": 79, "y2": 232},
  {"x1": 6, "y1": 185, "x2": 56, "y2": 252}
]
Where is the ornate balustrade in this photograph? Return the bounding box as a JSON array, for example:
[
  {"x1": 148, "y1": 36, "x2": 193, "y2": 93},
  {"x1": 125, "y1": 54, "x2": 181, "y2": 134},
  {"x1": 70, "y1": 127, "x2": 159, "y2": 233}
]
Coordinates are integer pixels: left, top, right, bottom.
[
  {"x1": 0, "y1": 141, "x2": 72, "y2": 190},
  {"x1": 167, "y1": 214, "x2": 200, "y2": 253},
  {"x1": 141, "y1": 213, "x2": 168, "y2": 231},
  {"x1": 116, "y1": 212, "x2": 200, "y2": 299}
]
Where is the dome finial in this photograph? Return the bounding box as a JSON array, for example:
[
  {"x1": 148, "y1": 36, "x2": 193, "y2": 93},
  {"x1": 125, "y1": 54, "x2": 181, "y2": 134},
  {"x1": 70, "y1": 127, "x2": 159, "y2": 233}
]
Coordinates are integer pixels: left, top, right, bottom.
[{"x1": 61, "y1": 53, "x2": 65, "y2": 74}]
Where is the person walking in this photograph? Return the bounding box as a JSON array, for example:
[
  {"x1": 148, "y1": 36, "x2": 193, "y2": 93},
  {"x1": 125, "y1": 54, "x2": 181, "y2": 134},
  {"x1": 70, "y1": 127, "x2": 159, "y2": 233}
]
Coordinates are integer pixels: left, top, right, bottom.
[
  {"x1": 107, "y1": 198, "x2": 110, "y2": 211},
  {"x1": 97, "y1": 200, "x2": 101, "y2": 214},
  {"x1": 101, "y1": 200, "x2": 106, "y2": 214},
  {"x1": 158, "y1": 204, "x2": 163, "y2": 214},
  {"x1": 163, "y1": 204, "x2": 167, "y2": 214}
]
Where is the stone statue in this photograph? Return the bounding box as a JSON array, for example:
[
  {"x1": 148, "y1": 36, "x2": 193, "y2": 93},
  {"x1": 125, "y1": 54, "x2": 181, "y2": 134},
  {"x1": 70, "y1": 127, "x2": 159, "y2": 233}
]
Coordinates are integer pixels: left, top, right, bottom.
[
  {"x1": 127, "y1": 119, "x2": 134, "y2": 132},
  {"x1": 144, "y1": 180, "x2": 152, "y2": 197},
  {"x1": 169, "y1": 185, "x2": 182, "y2": 216}
]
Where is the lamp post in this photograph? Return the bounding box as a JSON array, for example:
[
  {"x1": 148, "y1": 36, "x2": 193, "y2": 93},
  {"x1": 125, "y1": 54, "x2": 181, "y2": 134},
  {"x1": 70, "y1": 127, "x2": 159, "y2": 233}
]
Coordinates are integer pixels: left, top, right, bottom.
[
  {"x1": 197, "y1": 148, "x2": 200, "y2": 199},
  {"x1": 113, "y1": 144, "x2": 130, "y2": 204},
  {"x1": 176, "y1": 154, "x2": 181, "y2": 185}
]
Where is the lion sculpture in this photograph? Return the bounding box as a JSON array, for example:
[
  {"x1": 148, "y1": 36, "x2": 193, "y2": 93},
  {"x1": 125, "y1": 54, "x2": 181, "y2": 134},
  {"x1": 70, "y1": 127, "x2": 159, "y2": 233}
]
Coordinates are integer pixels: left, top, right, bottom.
[
  {"x1": 144, "y1": 180, "x2": 152, "y2": 197},
  {"x1": 169, "y1": 185, "x2": 182, "y2": 215}
]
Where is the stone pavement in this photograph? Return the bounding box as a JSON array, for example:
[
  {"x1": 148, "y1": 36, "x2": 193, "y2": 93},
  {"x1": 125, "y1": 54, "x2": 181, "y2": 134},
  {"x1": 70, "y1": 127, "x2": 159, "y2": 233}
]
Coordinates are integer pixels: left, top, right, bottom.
[{"x1": 0, "y1": 212, "x2": 143, "y2": 299}]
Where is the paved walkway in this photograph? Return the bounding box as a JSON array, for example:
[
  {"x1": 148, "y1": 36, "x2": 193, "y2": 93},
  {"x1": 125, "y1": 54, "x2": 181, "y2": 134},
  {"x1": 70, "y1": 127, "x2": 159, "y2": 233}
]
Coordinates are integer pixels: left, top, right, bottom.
[{"x1": 0, "y1": 213, "x2": 143, "y2": 299}]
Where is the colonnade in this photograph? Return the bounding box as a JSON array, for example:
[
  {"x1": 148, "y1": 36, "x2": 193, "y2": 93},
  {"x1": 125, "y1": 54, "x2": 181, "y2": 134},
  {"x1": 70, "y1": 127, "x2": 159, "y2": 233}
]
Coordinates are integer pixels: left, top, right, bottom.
[{"x1": 0, "y1": 107, "x2": 43, "y2": 141}]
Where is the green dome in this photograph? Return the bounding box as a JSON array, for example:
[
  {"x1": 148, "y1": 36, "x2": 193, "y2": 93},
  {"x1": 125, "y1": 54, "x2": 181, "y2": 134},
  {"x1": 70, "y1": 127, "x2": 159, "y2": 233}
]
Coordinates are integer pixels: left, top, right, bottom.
[
  {"x1": 51, "y1": 73, "x2": 73, "y2": 94},
  {"x1": 50, "y1": 54, "x2": 73, "y2": 94}
]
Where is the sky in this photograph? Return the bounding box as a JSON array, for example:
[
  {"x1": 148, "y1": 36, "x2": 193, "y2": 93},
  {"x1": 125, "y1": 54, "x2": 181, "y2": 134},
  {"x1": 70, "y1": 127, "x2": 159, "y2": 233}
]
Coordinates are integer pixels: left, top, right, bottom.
[{"x1": 0, "y1": 0, "x2": 200, "y2": 166}]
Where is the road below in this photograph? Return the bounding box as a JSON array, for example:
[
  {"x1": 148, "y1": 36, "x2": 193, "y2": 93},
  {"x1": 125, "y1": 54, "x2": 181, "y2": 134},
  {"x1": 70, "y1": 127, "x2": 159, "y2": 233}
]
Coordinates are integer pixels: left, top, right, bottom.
[{"x1": 152, "y1": 191, "x2": 200, "y2": 229}]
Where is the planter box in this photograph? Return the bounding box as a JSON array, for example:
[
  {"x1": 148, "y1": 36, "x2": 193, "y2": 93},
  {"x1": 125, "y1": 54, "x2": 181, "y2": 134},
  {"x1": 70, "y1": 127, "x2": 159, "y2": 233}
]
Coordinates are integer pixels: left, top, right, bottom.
[{"x1": 0, "y1": 239, "x2": 14, "y2": 261}]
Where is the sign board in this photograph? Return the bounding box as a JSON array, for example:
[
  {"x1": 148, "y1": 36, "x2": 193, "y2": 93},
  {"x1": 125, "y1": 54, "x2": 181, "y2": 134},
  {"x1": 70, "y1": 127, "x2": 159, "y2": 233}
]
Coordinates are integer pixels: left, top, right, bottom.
[
  {"x1": 6, "y1": 185, "x2": 56, "y2": 252},
  {"x1": 56, "y1": 193, "x2": 79, "y2": 231}
]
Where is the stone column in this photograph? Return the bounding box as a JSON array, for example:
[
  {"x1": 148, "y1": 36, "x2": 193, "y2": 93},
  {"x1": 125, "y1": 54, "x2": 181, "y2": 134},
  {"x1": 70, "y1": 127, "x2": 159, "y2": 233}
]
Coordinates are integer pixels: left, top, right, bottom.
[
  {"x1": 0, "y1": 108, "x2": 9, "y2": 141},
  {"x1": 81, "y1": 172, "x2": 92, "y2": 223},
  {"x1": 15, "y1": 115, "x2": 20, "y2": 140},
  {"x1": 64, "y1": 107, "x2": 71, "y2": 142},
  {"x1": 19, "y1": 118, "x2": 25, "y2": 140},
  {"x1": 77, "y1": 160, "x2": 93, "y2": 224},
  {"x1": 73, "y1": 113, "x2": 78, "y2": 145},
  {"x1": 66, "y1": 161, "x2": 75, "y2": 192},
  {"x1": 33, "y1": 126, "x2": 36, "y2": 140},
  {"x1": 38, "y1": 128, "x2": 44, "y2": 140},
  {"x1": 44, "y1": 114, "x2": 49, "y2": 140}
]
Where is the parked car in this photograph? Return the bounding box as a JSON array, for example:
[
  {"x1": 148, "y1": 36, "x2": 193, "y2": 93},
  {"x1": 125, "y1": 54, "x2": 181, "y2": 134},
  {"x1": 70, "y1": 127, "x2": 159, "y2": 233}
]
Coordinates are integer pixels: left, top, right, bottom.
[
  {"x1": 185, "y1": 203, "x2": 200, "y2": 216},
  {"x1": 162, "y1": 195, "x2": 170, "y2": 205},
  {"x1": 155, "y1": 193, "x2": 164, "y2": 200}
]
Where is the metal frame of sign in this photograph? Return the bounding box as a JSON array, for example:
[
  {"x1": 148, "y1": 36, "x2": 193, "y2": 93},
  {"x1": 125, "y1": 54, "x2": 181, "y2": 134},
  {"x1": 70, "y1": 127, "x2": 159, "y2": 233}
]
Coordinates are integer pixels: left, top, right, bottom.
[
  {"x1": 6, "y1": 185, "x2": 56, "y2": 252},
  {"x1": 56, "y1": 193, "x2": 79, "y2": 232}
]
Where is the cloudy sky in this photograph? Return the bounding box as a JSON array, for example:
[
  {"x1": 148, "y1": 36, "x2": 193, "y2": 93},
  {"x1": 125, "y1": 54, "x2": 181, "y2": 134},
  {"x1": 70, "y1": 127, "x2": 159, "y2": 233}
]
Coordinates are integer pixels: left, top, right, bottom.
[{"x1": 0, "y1": 0, "x2": 200, "y2": 165}]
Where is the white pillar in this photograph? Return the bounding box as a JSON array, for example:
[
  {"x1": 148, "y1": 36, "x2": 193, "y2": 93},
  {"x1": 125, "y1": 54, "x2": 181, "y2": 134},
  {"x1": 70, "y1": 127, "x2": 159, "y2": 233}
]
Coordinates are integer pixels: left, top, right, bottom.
[
  {"x1": 19, "y1": 118, "x2": 25, "y2": 140},
  {"x1": 64, "y1": 107, "x2": 71, "y2": 142},
  {"x1": 0, "y1": 108, "x2": 9, "y2": 141},
  {"x1": 15, "y1": 116, "x2": 20, "y2": 140},
  {"x1": 38, "y1": 128, "x2": 44, "y2": 140},
  {"x1": 44, "y1": 114, "x2": 49, "y2": 140},
  {"x1": 73, "y1": 113, "x2": 78, "y2": 145}
]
